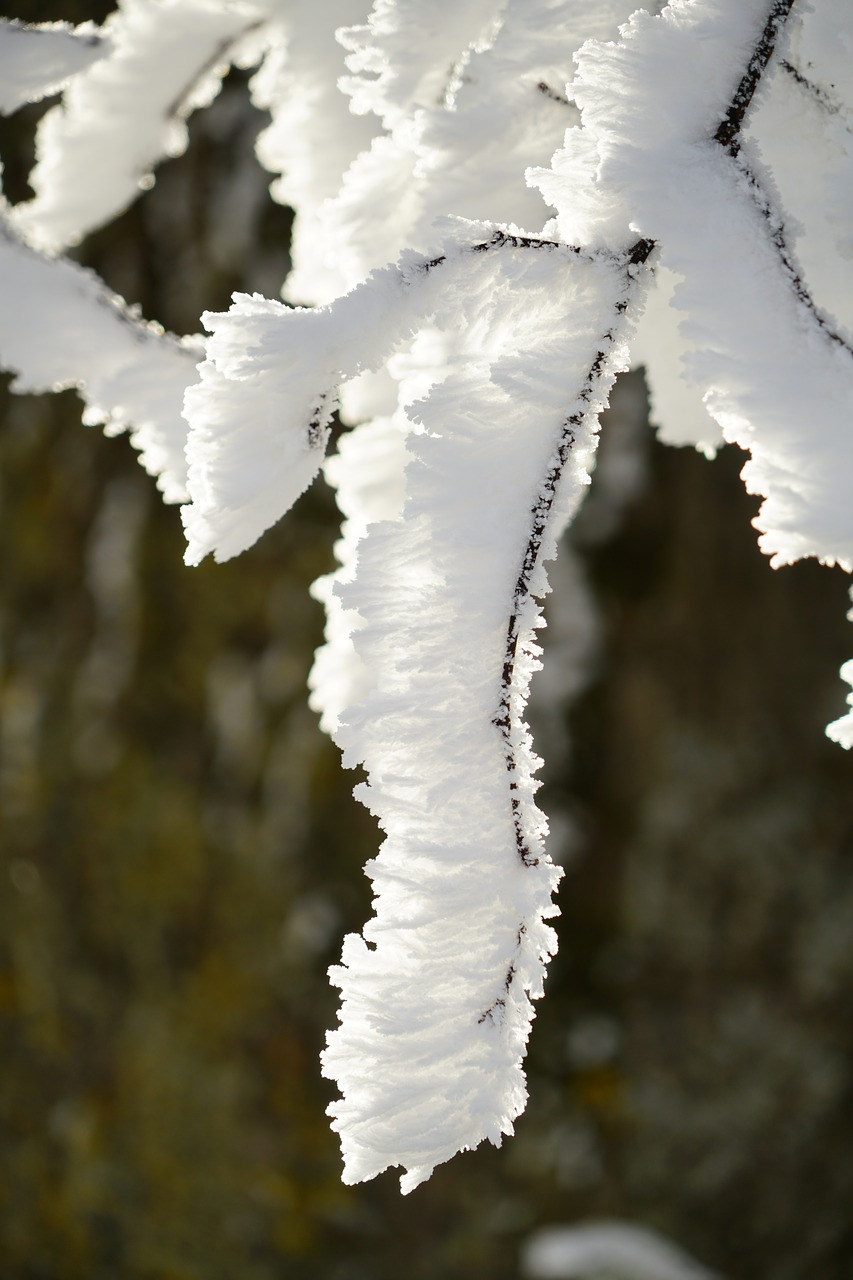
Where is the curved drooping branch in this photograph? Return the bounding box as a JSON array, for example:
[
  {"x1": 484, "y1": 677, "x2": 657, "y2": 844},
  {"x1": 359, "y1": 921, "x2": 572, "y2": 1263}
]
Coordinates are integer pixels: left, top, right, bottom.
[{"x1": 319, "y1": 234, "x2": 649, "y2": 1191}]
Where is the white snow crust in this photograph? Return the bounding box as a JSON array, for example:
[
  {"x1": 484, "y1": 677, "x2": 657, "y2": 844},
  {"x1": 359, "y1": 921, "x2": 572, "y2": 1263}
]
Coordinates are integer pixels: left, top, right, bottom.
[
  {"x1": 0, "y1": 19, "x2": 108, "y2": 114},
  {"x1": 0, "y1": 217, "x2": 200, "y2": 500},
  {"x1": 1, "y1": 0, "x2": 852, "y2": 1194},
  {"x1": 12, "y1": 0, "x2": 260, "y2": 252},
  {"x1": 534, "y1": 0, "x2": 853, "y2": 571},
  {"x1": 319, "y1": 233, "x2": 645, "y2": 1191}
]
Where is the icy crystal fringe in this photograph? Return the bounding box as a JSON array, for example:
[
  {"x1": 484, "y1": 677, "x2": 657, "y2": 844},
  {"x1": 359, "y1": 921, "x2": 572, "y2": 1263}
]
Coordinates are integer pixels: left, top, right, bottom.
[
  {"x1": 322, "y1": 237, "x2": 648, "y2": 1190},
  {"x1": 181, "y1": 0, "x2": 853, "y2": 1187},
  {"x1": 0, "y1": 210, "x2": 200, "y2": 500},
  {"x1": 1, "y1": 0, "x2": 853, "y2": 1191},
  {"x1": 185, "y1": 225, "x2": 650, "y2": 1190},
  {"x1": 0, "y1": 6, "x2": 241, "y2": 500}
]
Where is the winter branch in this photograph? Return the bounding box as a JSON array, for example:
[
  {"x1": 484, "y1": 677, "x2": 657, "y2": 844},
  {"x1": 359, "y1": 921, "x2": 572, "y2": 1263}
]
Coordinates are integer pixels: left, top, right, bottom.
[{"x1": 1, "y1": 0, "x2": 851, "y2": 1201}]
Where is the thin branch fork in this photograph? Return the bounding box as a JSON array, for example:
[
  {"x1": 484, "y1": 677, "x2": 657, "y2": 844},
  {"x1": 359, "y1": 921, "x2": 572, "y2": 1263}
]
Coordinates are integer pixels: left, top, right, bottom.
[
  {"x1": 495, "y1": 0, "x2": 802, "y2": 872},
  {"x1": 714, "y1": 0, "x2": 853, "y2": 359}
]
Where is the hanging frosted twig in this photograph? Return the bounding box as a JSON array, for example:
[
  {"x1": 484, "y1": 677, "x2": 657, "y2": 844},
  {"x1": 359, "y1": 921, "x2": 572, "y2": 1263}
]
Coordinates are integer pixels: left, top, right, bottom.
[{"x1": 0, "y1": 0, "x2": 851, "y2": 1193}]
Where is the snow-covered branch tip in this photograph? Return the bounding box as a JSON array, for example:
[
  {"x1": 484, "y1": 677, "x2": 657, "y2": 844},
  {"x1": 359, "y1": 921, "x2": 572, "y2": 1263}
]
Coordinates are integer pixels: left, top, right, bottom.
[{"x1": 0, "y1": 217, "x2": 200, "y2": 501}]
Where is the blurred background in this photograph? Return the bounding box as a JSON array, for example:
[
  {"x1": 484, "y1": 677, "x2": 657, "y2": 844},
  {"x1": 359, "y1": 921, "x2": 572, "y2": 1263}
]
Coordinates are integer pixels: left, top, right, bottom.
[{"x1": 1, "y1": 6, "x2": 852, "y2": 1278}]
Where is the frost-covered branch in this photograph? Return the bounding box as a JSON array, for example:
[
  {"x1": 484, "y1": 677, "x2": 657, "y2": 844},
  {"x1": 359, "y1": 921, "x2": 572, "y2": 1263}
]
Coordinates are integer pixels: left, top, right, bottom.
[
  {"x1": 181, "y1": 227, "x2": 647, "y2": 565},
  {"x1": 179, "y1": 0, "x2": 853, "y2": 1191},
  {"x1": 0, "y1": 0, "x2": 851, "y2": 1202},
  {"x1": 319, "y1": 236, "x2": 649, "y2": 1191},
  {"x1": 0, "y1": 217, "x2": 200, "y2": 500},
  {"x1": 12, "y1": 0, "x2": 265, "y2": 252},
  {"x1": 712, "y1": 0, "x2": 853, "y2": 361},
  {"x1": 0, "y1": 18, "x2": 108, "y2": 114}
]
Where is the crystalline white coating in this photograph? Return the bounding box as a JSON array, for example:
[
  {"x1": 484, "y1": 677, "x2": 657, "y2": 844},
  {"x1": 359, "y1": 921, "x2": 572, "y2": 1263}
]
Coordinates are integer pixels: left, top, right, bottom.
[
  {"x1": 12, "y1": 0, "x2": 259, "y2": 252},
  {"x1": 310, "y1": 0, "x2": 635, "y2": 295},
  {"x1": 248, "y1": 0, "x2": 378, "y2": 306},
  {"x1": 0, "y1": 0, "x2": 851, "y2": 1200},
  {"x1": 631, "y1": 265, "x2": 723, "y2": 454},
  {"x1": 337, "y1": 0, "x2": 502, "y2": 128},
  {"x1": 0, "y1": 217, "x2": 200, "y2": 501},
  {"x1": 320, "y1": 240, "x2": 645, "y2": 1191},
  {"x1": 541, "y1": 0, "x2": 853, "y2": 569},
  {"x1": 309, "y1": 410, "x2": 412, "y2": 736},
  {"x1": 182, "y1": 245, "x2": 450, "y2": 565},
  {"x1": 0, "y1": 19, "x2": 108, "y2": 114}
]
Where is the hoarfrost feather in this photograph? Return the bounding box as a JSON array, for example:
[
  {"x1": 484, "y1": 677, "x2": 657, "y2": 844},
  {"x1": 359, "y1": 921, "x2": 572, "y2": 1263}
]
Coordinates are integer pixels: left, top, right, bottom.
[
  {"x1": 182, "y1": 249, "x2": 448, "y2": 565},
  {"x1": 321, "y1": 234, "x2": 649, "y2": 1191},
  {"x1": 249, "y1": 0, "x2": 377, "y2": 305},
  {"x1": 13, "y1": 0, "x2": 259, "y2": 252},
  {"x1": 533, "y1": 0, "x2": 853, "y2": 577},
  {"x1": 0, "y1": 216, "x2": 199, "y2": 500}
]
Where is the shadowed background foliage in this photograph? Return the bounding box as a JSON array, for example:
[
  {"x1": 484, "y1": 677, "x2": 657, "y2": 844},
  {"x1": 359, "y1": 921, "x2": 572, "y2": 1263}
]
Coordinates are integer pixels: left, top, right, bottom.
[{"x1": 1, "y1": 7, "x2": 852, "y2": 1278}]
